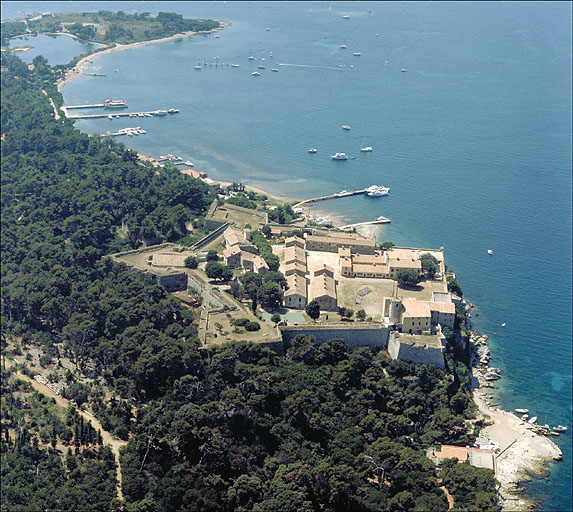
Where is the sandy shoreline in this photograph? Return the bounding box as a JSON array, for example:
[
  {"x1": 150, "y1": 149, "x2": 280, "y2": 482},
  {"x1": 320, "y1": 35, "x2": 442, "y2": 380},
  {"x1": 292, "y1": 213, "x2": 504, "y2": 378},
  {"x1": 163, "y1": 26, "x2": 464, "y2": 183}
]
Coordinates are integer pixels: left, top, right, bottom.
[
  {"x1": 468, "y1": 331, "x2": 563, "y2": 511},
  {"x1": 57, "y1": 22, "x2": 228, "y2": 92}
]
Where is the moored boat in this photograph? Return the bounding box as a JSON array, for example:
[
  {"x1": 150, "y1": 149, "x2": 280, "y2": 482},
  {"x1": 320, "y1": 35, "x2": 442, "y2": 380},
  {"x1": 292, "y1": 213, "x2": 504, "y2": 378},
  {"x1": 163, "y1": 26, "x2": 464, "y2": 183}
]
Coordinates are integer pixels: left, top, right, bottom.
[
  {"x1": 308, "y1": 148, "x2": 317, "y2": 153},
  {"x1": 528, "y1": 416, "x2": 538, "y2": 425},
  {"x1": 103, "y1": 99, "x2": 128, "y2": 108},
  {"x1": 330, "y1": 152, "x2": 348, "y2": 160},
  {"x1": 342, "y1": 125, "x2": 351, "y2": 130},
  {"x1": 553, "y1": 425, "x2": 568, "y2": 432},
  {"x1": 516, "y1": 408, "x2": 529, "y2": 414}
]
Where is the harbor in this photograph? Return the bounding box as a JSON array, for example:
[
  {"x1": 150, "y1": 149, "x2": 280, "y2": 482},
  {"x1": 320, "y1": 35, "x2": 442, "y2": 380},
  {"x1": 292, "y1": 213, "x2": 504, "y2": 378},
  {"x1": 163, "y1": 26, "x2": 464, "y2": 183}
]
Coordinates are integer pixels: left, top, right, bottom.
[{"x1": 61, "y1": 100, "x2": 179, "y2": 120}]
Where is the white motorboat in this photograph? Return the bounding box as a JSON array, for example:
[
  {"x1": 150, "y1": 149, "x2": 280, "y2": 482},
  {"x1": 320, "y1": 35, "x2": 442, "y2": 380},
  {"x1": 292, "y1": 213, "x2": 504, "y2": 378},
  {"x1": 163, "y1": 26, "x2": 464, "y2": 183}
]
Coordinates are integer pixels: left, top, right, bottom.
[
  {"x1": 366, "y1": 185, "x2": 390, "y2": 197},
  {"x1": 553, "y1": 425, "x2": 568, "y2": 432},
  {"x1": 214, "y1": 34, "x2": 221, "y2": 38},
  {"x1": 330, "y1": 153, "x2": 348, "y2": 160},
  {"x1": 340, "y1": 45, "x2": 348, "y2": 49},
  {"x1": 521, "y1": 414, "x2": 529, "y2": 421},
  {"x1": 194, "y1": 66, "x2": 202, "y2": 70},
  {"x1": 231, "y1": 64, "x2": 240, "y2": 67},
  {"x1": 248, "y1": 56, "x2": 255, "y2": 60},
  {"x1": 342, "y1": 125, "x2": 351, "y2": 130},
  {"x1": 271, "y1": 68, "x2": 279, "y2": 72},
  {"x1": 528, "y1": 416, "x2": 538, "y2": 425},
  {"x1": 342, "y1": 15, "x2": 350, "y2": 19},
  {"x1": 487, "y1": 249, "x2": 493, "y2": 255},
  {"x1": 308, "y1": 148, "x2": 317, "y2": 153},
  {"x1": 353, "y1": 52, "x2": 361, "y2": 56},
  {"x1": 361, "y1": 146, "x2": 373, "y2": 152},
  {"x1": 515, "y1": 409, "x2": 529, "y2": 414},
  {"x1": 257, "y1": 65, "x2": 266, "y2": 69},
  {"x1": 252, "y1": 72, "x2": 261, "y2": 76},
  {"x1": 401, "y1": 68, "x2": 408, "y2": 72},
  {"x1": 184, "y1": 161, "x2": 194, "y2": 167}
]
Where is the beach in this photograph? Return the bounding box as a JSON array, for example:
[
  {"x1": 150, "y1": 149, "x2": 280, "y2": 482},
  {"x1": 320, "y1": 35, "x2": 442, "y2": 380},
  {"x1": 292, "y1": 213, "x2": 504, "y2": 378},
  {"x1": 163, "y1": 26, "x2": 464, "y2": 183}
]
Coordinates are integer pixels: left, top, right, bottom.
[
  {"x1": 469, "y1": 331, "x2": 563, "y2": 510},
  {"x1": 57, "y1": 22, "x2": 228, "y2": 92}
]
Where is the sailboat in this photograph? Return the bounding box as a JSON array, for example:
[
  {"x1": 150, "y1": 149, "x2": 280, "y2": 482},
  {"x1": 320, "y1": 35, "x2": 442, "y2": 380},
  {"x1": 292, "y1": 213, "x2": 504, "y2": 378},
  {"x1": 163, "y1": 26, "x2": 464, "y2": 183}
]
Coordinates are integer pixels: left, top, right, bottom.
[{"x1": 360, "y1": 137, "x2": 373, "y2": 152}]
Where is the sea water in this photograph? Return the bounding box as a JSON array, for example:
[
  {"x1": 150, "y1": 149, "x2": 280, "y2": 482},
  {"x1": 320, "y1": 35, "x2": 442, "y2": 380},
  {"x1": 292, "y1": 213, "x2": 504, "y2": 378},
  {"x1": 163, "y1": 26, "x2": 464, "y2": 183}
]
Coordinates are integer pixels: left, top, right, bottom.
[{"x1": 3, "y1": 2, "x2": 572, "y2": 510}]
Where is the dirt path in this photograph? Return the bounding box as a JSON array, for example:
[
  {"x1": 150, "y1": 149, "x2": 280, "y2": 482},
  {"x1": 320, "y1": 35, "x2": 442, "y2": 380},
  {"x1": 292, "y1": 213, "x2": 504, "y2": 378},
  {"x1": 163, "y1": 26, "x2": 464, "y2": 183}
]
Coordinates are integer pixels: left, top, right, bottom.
[
  {"x1": 42, "y1": 89, "x2": 61, "y2": 120},
  {"x1": 5, "y1": 359, "x2": 126, "y2": 501},
  {"x1": 439, "y1": 484, "x2": 455, "y2": 510}
]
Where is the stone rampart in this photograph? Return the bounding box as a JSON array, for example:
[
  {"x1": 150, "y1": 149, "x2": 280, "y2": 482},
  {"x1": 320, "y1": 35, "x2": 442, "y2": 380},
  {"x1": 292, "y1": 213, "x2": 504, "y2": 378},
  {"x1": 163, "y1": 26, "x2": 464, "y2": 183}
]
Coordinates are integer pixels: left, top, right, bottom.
[{"x1": 280, "y1": 324, "x2": 390, "y2": 349}]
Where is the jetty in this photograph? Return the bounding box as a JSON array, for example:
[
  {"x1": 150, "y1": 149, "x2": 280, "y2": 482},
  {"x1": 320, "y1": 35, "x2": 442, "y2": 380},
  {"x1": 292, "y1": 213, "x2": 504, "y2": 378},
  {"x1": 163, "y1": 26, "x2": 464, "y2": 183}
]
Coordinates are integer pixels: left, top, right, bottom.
[
  {"x1": 293, "y1": 189, "x2": 365, "y2": 209},
  {"x1": 339, "y1": 217, "x2": 391, "y2": 229}
]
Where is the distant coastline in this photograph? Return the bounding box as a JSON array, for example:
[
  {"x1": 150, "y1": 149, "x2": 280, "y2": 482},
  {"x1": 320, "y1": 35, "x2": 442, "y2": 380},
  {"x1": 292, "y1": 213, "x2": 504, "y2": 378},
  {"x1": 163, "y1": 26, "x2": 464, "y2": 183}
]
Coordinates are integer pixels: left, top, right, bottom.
[{"x1": 56, "y1": 21, "x2": 228, "y2": 92}]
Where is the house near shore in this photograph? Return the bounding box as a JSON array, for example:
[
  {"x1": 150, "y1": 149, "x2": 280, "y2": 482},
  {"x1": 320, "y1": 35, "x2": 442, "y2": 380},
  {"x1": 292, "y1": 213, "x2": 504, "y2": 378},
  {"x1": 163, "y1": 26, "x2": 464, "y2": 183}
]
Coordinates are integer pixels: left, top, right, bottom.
[{"x1": 426, "y1": 445, "x2": 494, "y2": 470}]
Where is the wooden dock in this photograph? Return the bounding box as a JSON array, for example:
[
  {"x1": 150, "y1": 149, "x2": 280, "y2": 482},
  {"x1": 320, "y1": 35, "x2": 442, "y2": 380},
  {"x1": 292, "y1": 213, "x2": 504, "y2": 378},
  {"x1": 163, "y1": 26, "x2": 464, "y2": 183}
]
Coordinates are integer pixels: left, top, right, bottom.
[
  {"x1": 64, "y1": 103, "x2": 107, "y2": 109},
  {"x1": 293, "y1": 189, "x2": 365, "y2": 209}
]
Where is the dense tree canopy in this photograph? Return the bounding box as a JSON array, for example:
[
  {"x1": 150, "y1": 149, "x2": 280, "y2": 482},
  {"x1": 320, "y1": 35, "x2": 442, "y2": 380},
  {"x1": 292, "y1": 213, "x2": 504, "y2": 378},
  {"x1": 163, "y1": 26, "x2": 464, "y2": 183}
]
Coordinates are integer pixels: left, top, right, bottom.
[{"x1": 0, "y1": 46, "x2": 496, "y2": 512}]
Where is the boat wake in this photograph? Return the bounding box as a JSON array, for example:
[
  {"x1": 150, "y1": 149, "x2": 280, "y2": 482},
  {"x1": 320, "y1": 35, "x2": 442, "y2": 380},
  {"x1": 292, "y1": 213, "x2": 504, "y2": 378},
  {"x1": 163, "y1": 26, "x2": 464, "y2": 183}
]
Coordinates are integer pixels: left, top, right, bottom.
[{"x1": 278, "y1": 63, "x2": 343, "y2": 71}]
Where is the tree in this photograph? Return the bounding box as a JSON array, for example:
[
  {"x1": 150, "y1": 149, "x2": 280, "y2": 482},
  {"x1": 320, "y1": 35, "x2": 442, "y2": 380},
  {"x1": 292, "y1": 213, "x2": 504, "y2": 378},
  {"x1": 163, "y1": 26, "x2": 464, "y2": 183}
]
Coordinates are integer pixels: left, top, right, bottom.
[
  {"x1": 206, "y1": 250, "x2": 219, "y2": 261},
  {"x1": 344, "y1": 308, "x2": 354, "y2": 320},
  {"x1": 184, "y1": 255, "x2": 198, "y2": 269},
  {"x1": 263, "y1": 271, "x2": 287, "y2": 290},
  {"x1": 261, "y1": 225, "x2": 271, "y2": 238},
  {"x1": 420, "y1": 253, "x2": 439, "y2": 279},
  {"x1": 257, "y1": 282, "x2": 283, "y2": 310},
  {"x1": 356, "y1": 309, "x2": 366, "y2": 321},
  {"x1": 271, "y1": 313, "x2": 281, "y2": 324},
  {"x1": 447, "y1": 275, "x2": 463, "y2": 297},
  {"x1": 396, "y1": 269, "x2": 421, "y2": 287},
  {"x1": 240, "y1": 272, "x2": 262, "y2": 300},
  {"x1": 305, "y1": 300, "x2": 320, "y2": 322},
  {"x1": 205, "y1": 261, "x2": 232, "y2": 281},
  {"x1": 380, "y1": 241, "x2": 395, "y2": 250}
]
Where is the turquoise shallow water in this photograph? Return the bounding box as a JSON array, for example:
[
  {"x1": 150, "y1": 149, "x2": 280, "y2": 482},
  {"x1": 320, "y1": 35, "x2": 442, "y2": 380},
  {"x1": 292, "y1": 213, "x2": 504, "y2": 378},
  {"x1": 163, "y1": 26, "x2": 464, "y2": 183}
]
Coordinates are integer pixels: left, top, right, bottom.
[{"x1": 3, "y1": 2, "x2": 572, "y2": 510}]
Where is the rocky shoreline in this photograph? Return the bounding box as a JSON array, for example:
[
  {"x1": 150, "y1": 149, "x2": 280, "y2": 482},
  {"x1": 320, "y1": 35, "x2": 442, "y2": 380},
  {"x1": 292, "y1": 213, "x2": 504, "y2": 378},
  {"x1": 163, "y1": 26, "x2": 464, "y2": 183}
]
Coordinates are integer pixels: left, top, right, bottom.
[{"x1": 468, "y1": 329, "x2": 563, "y2": 511}]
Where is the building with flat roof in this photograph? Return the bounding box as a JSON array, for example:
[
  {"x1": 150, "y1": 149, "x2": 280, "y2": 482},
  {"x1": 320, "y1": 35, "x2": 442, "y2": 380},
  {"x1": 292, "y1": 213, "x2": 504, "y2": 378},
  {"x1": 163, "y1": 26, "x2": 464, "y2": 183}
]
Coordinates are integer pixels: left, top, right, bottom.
[
  {"x1": 388, "y1": 328, "x2": 446, "y2": 369},
  {"x1": 427, "y1": 445, "x2": 494, "y2": 470}
]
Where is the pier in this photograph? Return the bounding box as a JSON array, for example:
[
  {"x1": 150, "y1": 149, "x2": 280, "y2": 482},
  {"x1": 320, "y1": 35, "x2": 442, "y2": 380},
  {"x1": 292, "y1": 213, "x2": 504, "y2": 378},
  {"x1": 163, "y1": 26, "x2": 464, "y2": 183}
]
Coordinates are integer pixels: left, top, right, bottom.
[
  {"x1": 293, "y1": 189, "x2": 365, "y2": 209},
  {"x1": 64, "y1": 111, "x2": 164, "y2": 119},
  {"x1": 339, "y1": 217, "x2": 391, "y2": 230}
]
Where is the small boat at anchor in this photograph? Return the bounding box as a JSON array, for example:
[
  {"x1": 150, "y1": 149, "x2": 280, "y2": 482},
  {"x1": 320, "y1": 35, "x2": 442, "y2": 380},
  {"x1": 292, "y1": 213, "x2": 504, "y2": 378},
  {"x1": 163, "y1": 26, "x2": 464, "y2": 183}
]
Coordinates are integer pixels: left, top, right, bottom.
[
  {"x1": 516, "y1": 409, "x2": 529, "y2": 414},
  {"x1": 252, "y1": 72, "x2": 261, "y2": 76},
  {"x1": 342, "y1": 125, "x2": 351, "y2": 130},
  {"x1": 308, "y1": 148, "x2": 317, "y2": 153},
  {"x1": 487, "y1": 249, "x2": 493, "y2": 255},
  {"x1": 331, "y1": 152, "x2": 348, "y2": 160}
]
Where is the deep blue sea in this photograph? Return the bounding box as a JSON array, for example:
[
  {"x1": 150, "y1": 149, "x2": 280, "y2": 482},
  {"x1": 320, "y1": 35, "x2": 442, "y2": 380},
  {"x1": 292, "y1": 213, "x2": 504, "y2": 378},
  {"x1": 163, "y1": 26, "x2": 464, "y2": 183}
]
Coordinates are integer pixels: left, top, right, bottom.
[{"x1": 3, "y1": 2, "x2": 572, "y2": 510}]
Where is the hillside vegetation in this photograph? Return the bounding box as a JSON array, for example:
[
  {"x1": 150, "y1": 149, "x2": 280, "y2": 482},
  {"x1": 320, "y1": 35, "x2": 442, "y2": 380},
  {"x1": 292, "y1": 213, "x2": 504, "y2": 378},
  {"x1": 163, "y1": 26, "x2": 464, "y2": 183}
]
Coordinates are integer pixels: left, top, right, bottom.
[{"x1": 1, "y1": 43, "x2": 497, "y2": 512}]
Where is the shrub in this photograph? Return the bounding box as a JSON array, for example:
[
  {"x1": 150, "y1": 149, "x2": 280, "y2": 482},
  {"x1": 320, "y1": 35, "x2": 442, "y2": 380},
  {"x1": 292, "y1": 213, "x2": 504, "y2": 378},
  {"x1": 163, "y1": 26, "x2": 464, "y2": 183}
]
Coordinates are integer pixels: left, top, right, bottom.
[{"x1": 245, "y1": 321, "x2": 260, "y2": 331}]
